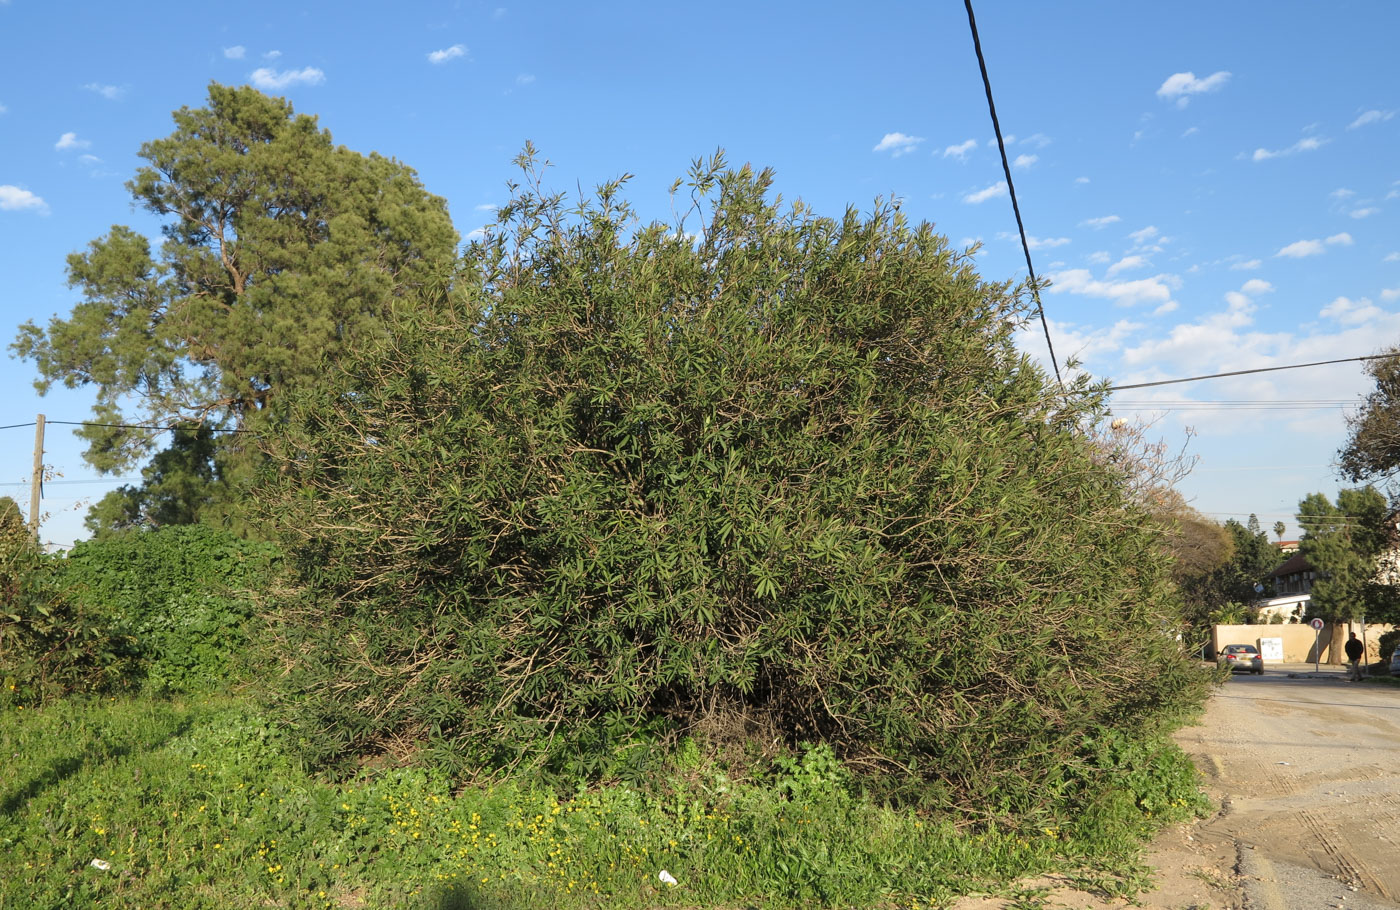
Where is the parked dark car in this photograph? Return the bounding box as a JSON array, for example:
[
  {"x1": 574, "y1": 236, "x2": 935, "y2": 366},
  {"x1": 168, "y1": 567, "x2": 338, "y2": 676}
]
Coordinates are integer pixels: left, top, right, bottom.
[{"x1": 1218, "y1": 644, "x2": 1264, "y2": 674}]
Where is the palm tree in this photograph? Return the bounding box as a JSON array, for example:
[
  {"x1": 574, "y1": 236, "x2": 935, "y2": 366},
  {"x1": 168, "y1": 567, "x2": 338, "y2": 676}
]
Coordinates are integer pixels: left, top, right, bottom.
[{"x1": 1273, "y1": 521, "x2": 1286, "y2": 543}]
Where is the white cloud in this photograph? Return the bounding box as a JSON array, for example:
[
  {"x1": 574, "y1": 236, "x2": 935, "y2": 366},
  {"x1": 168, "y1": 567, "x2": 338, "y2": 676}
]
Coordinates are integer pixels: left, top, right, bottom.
[
  {"x1": 1321, "y1": 296, "x2": 1382, "y2": 326},
  {"x1": 1019, "y1": 316, "x2": 1142, "y2": 368},
  {"x1": 1128, "y1": 225, "x2": 1159, "y2": 244},
  {"x1": 1326, "y1": 232, "x2": 1353, "y2": 246},
  {"x1": 1252, "y1": 136, "x2": 1328, "y2": 161},
  {"x1": 1330, "y1": 187, "x2": 1356, "y2": 200},
  {"x1": 943, "y1": 138, "x2": 977, "y2": 159},
  {"x1": 872, "y1": 132, "x2": 924, "y2": 157},
  {"x1": 1240, "y1": 279, "x2": 1274, "y2": 296},
  {"x1": 1021, "y1": 133, "x2": 1051, "y2": 148},
  {"x1": 263, "y1": 50, "x2": 282, "y2": 60},
  {"x1": 1012, "y1": 153, "x2": 1038, "y2": 169},
  {"x1": 1087, "y1": 251, "x2": 1111, "y2": 264},
  {"x1": 83, "y1": 83, "x2": 125, "y2": 100},
  {"x1": 1276, "y1": 239, "x2": 1325, "y2": 258},
  {"x1": 1047, "y1": 268, "x2": 1178, "y2": 308},
  {"x1": 1350, "y1": 207, "x2": 1380, "y2": 219},
  {"x1": 1348, "y1": 109, "x2": 1395, "y2": 129},
  {"x1": 54, "y1": 131, "x2": 90, "y2": 150},
  {"x1": 474, "y1": 203, "x2": 497, "y2": 212},
  {"x1": 1380, "y1": 288, "x2": 1400, "y2": 302},
  {"x1": 1025, "y1": 235, "x2": 1070, "y2": 250},
  {"x1": 78, "y1": 153, "x2": 101, "y2": 165},
  {"x1": 1230, "y1": 259, "x2": 1262, "y2": 270},
  {"x1": 1120, "y1": 291, "x2": 1279, "y2": 377},
  {"x1": 1156, "y1": 70, "x2": 1231, "y2": 107},
  {"x1": 1081, "y1": 215, "x2": 1120, "y2": 228},
  {"x1": 1182, "y1": 126, "x2": 1200, "y2": 137},
  {"x1": 0, "y1": 185, "x2": 48, "y2": 213},
  {"x1": 1387, "y1": 252, "x2": 1400, "y2": 262},
  {"x1": 962, "y1": 181, "x2": 1007, "y2": 204},
  {"x1": 0, "y1": 102, "x2": 7, "y2": 115},
  {"x1": 1074, "y1": 176, "x2": 1090, "y2": 185},
  {"x1": 428, "y1": 44, "x2": 467, "y2": 64},
  {"x1": 249, "y1": 67, "x2": 325, "y2": 90},
  {"x1": 1106, "y1": 255, "x2": 1149, "y2": 277},
  {"x1": 516, "y1": 73, "x2": 535, "y2": 85},
  {"x1": 223, "y1": 45, "x2": 246, "y2": 59},
  {"x1": 1153, "y1": 301, "x2": 1179, "y2": 316}
]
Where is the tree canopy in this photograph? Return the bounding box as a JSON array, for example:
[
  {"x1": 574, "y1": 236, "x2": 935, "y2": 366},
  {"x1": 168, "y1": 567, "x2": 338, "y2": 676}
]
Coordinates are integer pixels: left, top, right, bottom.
[
  {"x1": 1298, "y1": 486, "x2": 1390, "y2": 622},
  {"x1": 1340, "y1": 350, "x2": 1400, "y2": 484},
  {"x1": 11, "y1": 83, "x2": 458, "y2": 529},
  {"x1": 255, "y1": 153, "x2": 1210, "y2": 807}
]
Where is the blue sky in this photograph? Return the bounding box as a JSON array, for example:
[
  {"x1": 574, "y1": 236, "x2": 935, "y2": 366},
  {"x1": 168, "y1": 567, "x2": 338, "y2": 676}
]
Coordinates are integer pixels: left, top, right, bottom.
[{"x1": 2, "y1": 0, "x2": 1397, "y2": 549}]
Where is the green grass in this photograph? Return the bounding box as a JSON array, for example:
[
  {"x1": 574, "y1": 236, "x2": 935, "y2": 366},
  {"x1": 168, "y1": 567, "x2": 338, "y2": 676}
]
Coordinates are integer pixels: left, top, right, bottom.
[{"x1": 0, "y1": 693, "x2": 1207, "y2": 909}]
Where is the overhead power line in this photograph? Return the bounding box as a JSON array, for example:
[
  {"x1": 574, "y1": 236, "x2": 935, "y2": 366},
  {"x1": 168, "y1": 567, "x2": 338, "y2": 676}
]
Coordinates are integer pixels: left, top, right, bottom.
[
  {"x1": 1104, "y1": 353, "x2": 1400, "y2": 393},
  {"x1": 46, "y1": 420, "x2": 253, "y2": 434},
  {"x1": 963, "y1": 0, "x2": 1063, "y2": 389}
]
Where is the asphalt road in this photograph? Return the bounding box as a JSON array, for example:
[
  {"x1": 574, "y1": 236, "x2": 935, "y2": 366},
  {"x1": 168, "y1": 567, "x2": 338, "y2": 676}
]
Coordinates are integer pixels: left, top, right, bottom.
[{"x1": 1176, "y1": 668, "x2": 1400, "y2": 909}]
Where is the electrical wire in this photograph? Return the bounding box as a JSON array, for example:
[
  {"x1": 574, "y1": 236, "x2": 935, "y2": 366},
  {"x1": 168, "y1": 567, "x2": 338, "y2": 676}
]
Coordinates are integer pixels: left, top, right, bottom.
[
  {"x1": 963, "y1": 0, "x2": 1063, "y2": 389},
  {"x1": 0, "y1": 478, "x2": 141, "y2": 487},
  {"x1": 45, "y1": 420, "x2": 253, "y2": 434},
  {"x1": 1103, "y1": 353, "x2": 1400, "y2": 392}
]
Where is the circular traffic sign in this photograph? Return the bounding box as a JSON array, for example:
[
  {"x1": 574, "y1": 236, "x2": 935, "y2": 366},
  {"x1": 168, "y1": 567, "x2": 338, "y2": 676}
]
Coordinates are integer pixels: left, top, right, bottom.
[{"x1": 1310, "y1": 617, "x2": 1325, "y2": 631}]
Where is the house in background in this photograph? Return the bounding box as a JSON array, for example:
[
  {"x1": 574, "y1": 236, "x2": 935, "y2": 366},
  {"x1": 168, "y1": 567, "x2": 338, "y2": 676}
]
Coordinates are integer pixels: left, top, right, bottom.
[{"x1": 1252, "y1": 550, "x2": 1313, "y2": 622}]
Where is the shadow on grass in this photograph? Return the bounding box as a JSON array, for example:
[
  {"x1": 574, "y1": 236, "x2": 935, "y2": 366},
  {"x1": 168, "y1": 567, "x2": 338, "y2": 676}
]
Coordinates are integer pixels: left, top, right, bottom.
[
  {"x1": 0, "y1": 711, "x2": 195, "y2": 816},
  {"x1": 415, "y1": 882, "x2": 518, "y2": 910}
]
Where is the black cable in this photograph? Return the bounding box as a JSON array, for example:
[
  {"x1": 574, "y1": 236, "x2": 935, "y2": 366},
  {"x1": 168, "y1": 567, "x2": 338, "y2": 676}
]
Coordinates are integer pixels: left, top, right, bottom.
[
  {"x1": 45, "y1": 420, "x2": 255, "y2": 434},
  {"x1": 964, "y1": 0, "x2": 1063, "y2": 388},
  {"x1": 0, "y1": 422, "x2": 37, "y2": 431},
  {"x1": 1104, "y1": 353, "x2": 1400, "y2": 392}
]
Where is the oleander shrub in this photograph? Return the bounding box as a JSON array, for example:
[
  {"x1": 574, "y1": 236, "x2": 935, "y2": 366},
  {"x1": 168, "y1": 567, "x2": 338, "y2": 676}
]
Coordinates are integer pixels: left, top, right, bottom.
[{"x1": 257, "y1": 152, "x2": 1212, "y2": 815}]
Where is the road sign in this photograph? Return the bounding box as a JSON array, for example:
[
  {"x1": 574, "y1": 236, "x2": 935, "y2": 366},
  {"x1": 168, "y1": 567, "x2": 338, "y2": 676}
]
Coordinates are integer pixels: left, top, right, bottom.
[{"x1": 1310, "y1": 617, "x2": 1325, "y2": 631}]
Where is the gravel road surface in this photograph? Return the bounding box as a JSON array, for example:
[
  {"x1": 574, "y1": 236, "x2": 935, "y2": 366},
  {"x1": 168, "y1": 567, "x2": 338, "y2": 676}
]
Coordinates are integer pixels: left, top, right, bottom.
[
  {"x1": 1178, "y1": 669, "x2": 1400, "y2": 909},
  {"x1": 952, "y1": 667, "x2": 1400, "y2": 910}
]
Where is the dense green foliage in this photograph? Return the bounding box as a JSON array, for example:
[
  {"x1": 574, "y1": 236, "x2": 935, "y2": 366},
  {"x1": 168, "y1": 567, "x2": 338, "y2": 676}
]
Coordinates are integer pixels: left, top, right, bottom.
[
  {"x1": 1, "y1": 502, "x2": 138, "y2": 705},
  {"x1": 1172, "y1": 513, "x2": 1290, "y2": 634},
  {"x1": 11, "y1": 83, "x2": 459, "y2": 532},
  {"x1": 1, "y1": 523, "x2": 274, "y2": 705},
  {"x1": 58, "y1": 525, "x2": 278, "y2": 693},
  {"x1": 1297, "y1": 487, "x2": 1391, "y2": 622},
  {"x1": 81, "y1": 424, "x2": 224, "y2": 537},
  {"x1": 0, "y1": 693, "x2": 1208, "y2": 909},
  {"x1": 256, "y1": 154, "x2": 1211, "y2": 813}
]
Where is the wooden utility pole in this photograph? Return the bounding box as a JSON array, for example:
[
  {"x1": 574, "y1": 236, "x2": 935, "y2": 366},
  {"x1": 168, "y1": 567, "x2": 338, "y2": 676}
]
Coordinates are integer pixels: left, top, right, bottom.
[{"x1": 29, "y1": 413, "x2": 45, "y2": 540}]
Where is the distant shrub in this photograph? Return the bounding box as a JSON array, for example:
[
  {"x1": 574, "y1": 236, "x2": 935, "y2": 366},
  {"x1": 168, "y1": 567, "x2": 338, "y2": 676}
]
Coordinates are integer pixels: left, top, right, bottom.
[
  {"x1": 0, "y1": 512, "x2": 137, "y2": 706},
  {"x1": 56, "y1": 525, "x2": 278, "y2": 694}
]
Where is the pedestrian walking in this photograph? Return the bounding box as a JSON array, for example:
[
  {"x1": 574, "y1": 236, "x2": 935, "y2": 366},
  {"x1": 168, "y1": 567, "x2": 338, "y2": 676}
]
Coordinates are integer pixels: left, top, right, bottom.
[{"x1": 1345, "y1": 632, "x2": 1365, "y2": 681}]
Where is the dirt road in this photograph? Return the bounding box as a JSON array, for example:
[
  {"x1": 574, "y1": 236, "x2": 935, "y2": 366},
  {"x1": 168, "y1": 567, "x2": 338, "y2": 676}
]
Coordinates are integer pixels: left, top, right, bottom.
[
  {"x1": 1179, "y1": 670, "x2": 1400, "y2": 907},
  {"x1": 953, "y1": 668, "x2": 1400, "y2": 910}
]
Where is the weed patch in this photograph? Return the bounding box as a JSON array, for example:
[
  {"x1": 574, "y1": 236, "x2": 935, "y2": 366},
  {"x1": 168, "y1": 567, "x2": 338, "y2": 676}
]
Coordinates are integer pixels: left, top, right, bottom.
[{"x1": 1, "y1": 694, "x2": 1209, "y2": 909}]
